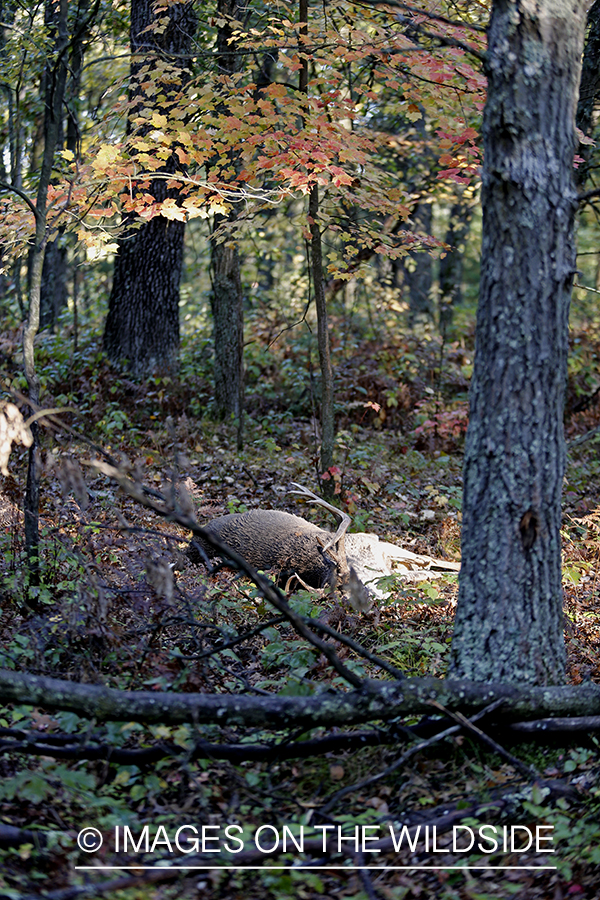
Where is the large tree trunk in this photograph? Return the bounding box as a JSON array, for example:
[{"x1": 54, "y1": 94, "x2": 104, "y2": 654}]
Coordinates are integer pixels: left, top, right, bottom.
[
  {"x1": 40, "y1": 238, "x2": 68, "y2": 330},
  {"x1": 103, "y1": 0, "x2": 195, "y2": 376},
  {"x1": 450, "y1": 0, "x2": 586, "y2": 685},
  {"x1": 104, "y1": 214, "x2": 185, "y2": 375}
]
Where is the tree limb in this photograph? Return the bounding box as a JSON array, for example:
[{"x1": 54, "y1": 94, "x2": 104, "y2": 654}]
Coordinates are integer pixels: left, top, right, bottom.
[
  {"x1": 0, "y1": 727, "x2": 397, "y2": 765},
  {"x1": 356, "y1": 0, "x2": 487, "y2": 33},
  {"x1": 0, "y1": 180, "x2": 40, "y2": 224},
  {"x1": 509, "y1": 715, "x2": 600, "y2": 734},
  {"x1": 428, "y1": 699, "x2": 539, "y2": 780},
  {"x1": 1, "y1": 667, "x2": 599, "y2": 729}
]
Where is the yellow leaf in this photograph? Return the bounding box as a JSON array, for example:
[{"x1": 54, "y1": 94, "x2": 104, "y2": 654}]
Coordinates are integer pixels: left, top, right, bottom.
[
  {"x1": 92, "y1": 144, "x2": 119, "y2": 174},
  {"x1": 159, "y1": 200, "x2": 186, "y2": 221},
  {"x1": 182, "y1": 199, "x2": 210, "y2": 219},
  {"x1": 151, "y1": 112, "x2": 168, "y2": 128},
  {"x1": 208, "y1": 199, "x2": 230, "y2": 215}
]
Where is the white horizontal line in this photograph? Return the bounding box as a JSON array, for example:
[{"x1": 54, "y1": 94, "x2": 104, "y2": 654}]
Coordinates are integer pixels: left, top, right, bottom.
[{"x1": 75, "y1": 865, "x2": 558, "y2": 872}]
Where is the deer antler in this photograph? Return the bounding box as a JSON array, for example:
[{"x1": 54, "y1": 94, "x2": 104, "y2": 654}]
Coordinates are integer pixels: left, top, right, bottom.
[{"x1": 288, "y1": 483, "x2": 351, "y2": 554}]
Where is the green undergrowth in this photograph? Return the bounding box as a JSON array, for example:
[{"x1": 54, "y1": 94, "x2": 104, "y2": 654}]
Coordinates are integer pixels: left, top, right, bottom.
[{"x1": 1, "y1": 320, "x2": 600, "y2": 897}]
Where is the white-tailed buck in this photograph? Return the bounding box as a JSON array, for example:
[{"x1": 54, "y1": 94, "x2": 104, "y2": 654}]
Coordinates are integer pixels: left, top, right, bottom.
[{"x1": 188, "y1": 484, "x2": 459, "y2": 604}]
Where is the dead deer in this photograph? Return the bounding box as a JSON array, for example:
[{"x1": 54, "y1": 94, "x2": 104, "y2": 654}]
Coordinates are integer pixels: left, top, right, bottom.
[{"x1": 188, "y1": 483, "x2": 460, "y2": 605}]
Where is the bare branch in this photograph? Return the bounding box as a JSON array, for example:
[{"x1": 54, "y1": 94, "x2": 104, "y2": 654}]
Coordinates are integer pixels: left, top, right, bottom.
[
  {"x1": 0, "y1": 180, "x2": 41, "y2": 224},
  {"x1": 355, "y1": 0, "x2": 488, "y2": 33},
  {"x1": 428, "y1": 699, "x2": 539, "y2": 780},
  {"x1": 0, "y1": 727, "x2": 397, "y2": 765},
  {"x1": 318, "y1": 698, "x2": 504, "y2": 815}
]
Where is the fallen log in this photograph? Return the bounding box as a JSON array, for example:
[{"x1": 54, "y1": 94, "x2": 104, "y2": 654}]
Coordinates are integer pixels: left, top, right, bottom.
[{"x1": 0, "y1": 667, "x2": 598, "y2": 728}]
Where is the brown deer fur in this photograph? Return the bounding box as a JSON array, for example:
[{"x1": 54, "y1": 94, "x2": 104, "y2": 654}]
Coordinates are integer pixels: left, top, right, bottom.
[
  {"x1": 188, "y1": 487, "x2": 460, "y2": 600},
  {"x1": 188, "y1": 509, "x2": 337, "y2": 588}
]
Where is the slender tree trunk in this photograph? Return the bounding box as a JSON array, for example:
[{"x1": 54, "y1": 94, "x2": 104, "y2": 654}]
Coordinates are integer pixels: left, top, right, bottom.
[
  {"x1": 575, "y1": 0, "x2": 600, "y2": 188},
  {"x1": 399, "y1": 202, "x2": 434, "y2": 327},
  {"x1": 103, "y1": 0, "x2": 196, "y2": 376},
  {"x1": 210, "y1": 230, "x2": 244, "y2": 425},
  {"x1": 450, "y1": 0, "x2": 586, "y2": 685},
  {"x1": 40, "y1": 0, "x2": 89, "y2": 332},
  {"x1": 438, "y1": 190, "x2": 476, "y2": 337},
  {"x1": 39, "y1": 0, "x2": 66, "y2": 332},
  {"x1": 0, "y1": 0, "x2": 21, "y2": 314},
  {"x1": 1, "y1": 0, "x2": 25, "y2": 318},
  {"x1": 1, "y1": 0, "x2": 22, "y2": 192},
  {"x1": 23, "y1": 0, "x2": 69, "y2": 599},
  {"x1": 24, "y1": 244, "x2": 44, "y2": 595},
  {"x1": 299, "y1": 0, "x2": 335, "y2": 489},
  {"x1": 210, "y1": 0, "x2": 245, "y2": 446},
  {"x1": 309, "y1": 186, "x2": 335, "y2": 482}
]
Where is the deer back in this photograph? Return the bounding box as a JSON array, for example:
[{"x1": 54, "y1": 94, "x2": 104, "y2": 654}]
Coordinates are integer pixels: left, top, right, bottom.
[{"x1": 189, "y1": 509, "x2": 336, "y2": 587}]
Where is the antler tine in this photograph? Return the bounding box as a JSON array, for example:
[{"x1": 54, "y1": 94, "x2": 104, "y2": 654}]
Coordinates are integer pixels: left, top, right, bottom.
[{"x1": 288, "y1": 482, "x2": 351, "y2": 552}]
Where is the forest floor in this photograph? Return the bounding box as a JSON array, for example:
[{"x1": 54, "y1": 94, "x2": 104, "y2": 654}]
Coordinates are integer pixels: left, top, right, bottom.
[{"x1": 0, "y1": 322, "x2": 600, "y2": 899}]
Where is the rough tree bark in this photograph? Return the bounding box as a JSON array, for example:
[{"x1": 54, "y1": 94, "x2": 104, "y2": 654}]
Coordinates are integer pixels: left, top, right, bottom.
[
  {"x1": 575, "y1": 0, "x2": 600, "y2": 188},
  {"x1": 299, "y1": 0, "x2": 335, "y2": 488},
  {"x1": 40, "y1": 238, "x2": 67, "y2": 330},
  {"x1": 103, "y1": 0, "x2": 196, "y2": 376},
  {"x1": 450, "y1": 0, "x2": 586, "y2": 685},
  {"x1": 210, "y1": 0, "x2": 245, "y2": 443}
]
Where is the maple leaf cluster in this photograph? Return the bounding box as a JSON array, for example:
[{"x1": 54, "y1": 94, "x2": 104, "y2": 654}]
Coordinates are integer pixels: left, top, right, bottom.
[{"x1": 0, "y1": 0, "x2": 487, "y2": 273}]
